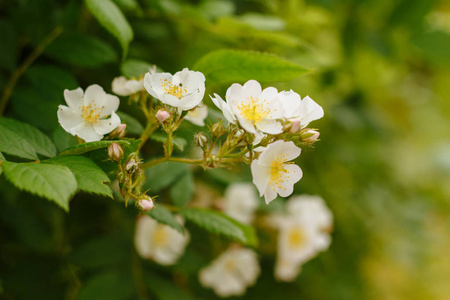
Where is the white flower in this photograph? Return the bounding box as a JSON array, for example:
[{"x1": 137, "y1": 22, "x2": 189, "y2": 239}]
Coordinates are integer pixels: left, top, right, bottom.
[
  {"x1": 251, "y1": 140, "x2": 303, "y2": 204},
  {"x1": 274, "y1": 257, "x2": 303, "y2": 282},
  {"x1": 184, "y1": 103, "x2": 208, "y2": 126},
  {"x1": 224, "y1": 183, "x2": 259, "y2": 224},
  {"x1": 57, "y1": 85, "x2": 121, "y2": 142},
  {"x1": 134, "y1": 215, "x2": 190, "y2": 265},
  {"x1": 199, "y1": 247, "x2": 260, "y2": 297},
  {"x1": 143, "y1": 68, "x2": 206, "y2": 111},
  {"x1": 112, "y1": 76, "x2": 145, "y2": 96},
  {"x1": 279, "y1": 90, "x2": 323, "y2": 132},
  {"x1": 226, "y1": 80, "x2": 284, "y2": 134},
  {"x1": 210, "y1": 93, "x2": 236, "y2": 124}
]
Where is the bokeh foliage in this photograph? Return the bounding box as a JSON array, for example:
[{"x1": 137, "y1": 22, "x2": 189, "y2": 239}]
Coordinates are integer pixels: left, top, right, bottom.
[{"x1": 0, "y1": 0, "x2": 449, "y2": 299}]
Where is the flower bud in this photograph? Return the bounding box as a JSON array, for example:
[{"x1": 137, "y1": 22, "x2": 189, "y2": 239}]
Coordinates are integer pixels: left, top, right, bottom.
[
  {"x1": 108, "y1": 142, "x2": 124, "y2": 161},
  {"x1": 110, "y1": 123, "x2": 127, "y2": 138},
  {"x1": 156, "y1": 110, "x2": 170, "y2": 123},
  {"x1": 125, "y1": 158, "x2": 139, "y2": 173},
  {"x1": 194, "y1": 132, "x2": 208, "y2": 148},
  {"x1": 289, "y1": 119, "x2": 302, "y2": 133},
  {"x1": 210, "y1": 121, "x2": 225, "y2": 137},
  {"x1": 138, "y1": 195, "x2": 154, "y2": 211},
  {"x1": 301, "y1": 129, "x2": 320, "y2": 145}
]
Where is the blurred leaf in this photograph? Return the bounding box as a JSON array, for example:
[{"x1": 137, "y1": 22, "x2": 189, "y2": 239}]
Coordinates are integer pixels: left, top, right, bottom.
[
  {"x1": 59, "y1": 140, "x2": 131, "y2": 156},
  {"x1": 169, "y1": 170, "x2": 194, "y2": 206},
  {"x1": 51, "y1": 127, "x2": 77, "y2": 153},
  {"x1": 116, "y1": 111, "x2": 144, "y2": 135},
  {"x1": 45, "y1": 32, "x2": 118, "y2": 67},
  {"x1": 0, "y1": 117, "x2": 57, "y2": 158},
  {"x1": 85, "y1": 0, "x2": 134, "y2": 57},
  {"x1": 199, "y1": 0, "x2": 235, "y2": 20},
  {"x1": 113, "y1": 0, "x2": 141, "y2": 13},
  {"x1": 44, "y1": 156, "x2": 113, "y2": 198},
  {"x1": 0, "y1": 152, "x2": 4, "y2": 175},
  {"x1": 145, "y1": 271, "x2": 195, "y2": 300},
  {"x1": 144, "y1": 162, "x2": 188, "y2": 192},
  {"x1": 77, "y1": 270, "x2": 134, "y2": 300},
  {"x1": 2, "y1": 161, "x2": 77, "y2": 211},
  {"x1": 194, "y1": 49, "x2": 311, "y2": 84},
  {"x1": 149, "y1": 133, "x2": 187, "y2": 151},
  {"x1": 0, "y1": 20, "x2": 18, "y2": 71},
  {"x1": 179, "y1": 207, "x2": 258, "y2": 246},
  {"x1": 412, "y1": 31, "x2": 450, "y2": 66},
  {"x1": 121, "y1": 59, "x2": 153, "y2": 78},
  {"x1": 146, "y1": 205, "x2": 185, "y2": 234},
  {"x1": 238, "y1": 13, "x2": 285, "y2": 31}
]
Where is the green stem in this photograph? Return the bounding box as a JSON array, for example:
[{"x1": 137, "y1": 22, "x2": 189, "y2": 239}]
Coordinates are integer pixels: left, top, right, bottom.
[
  {"x1": 138, "y1": 122, "x2": 157, "y2": 152},
  {"x1": 131, "y1": 250, "x2": 149, "y2": 300},
  {"x1": 0, "y1": 26, "x2": 63, "y2": 116},
  {"x1": 142, "y1": 156, "x2": 203, "y2": 169}
]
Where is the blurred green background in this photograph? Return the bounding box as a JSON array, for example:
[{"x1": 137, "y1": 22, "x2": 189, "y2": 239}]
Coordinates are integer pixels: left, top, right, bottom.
[{"x1": 1, "y1": 0, "x2": 449, "y2": 299}]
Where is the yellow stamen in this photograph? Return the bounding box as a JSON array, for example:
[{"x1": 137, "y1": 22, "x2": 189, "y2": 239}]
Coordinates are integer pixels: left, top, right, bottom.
[
  {"x1": 268, "y1": 153, "x2": 293, "y2": 191},
  {"x1": 160, "y1": 79, "x2": 187, "y2": 99},
  {"x1": 237, "y1": 96, "x2": 271, "y2": 123},
  {"x1": 81, "y1": 102, "x2": 103, "y2": 125},
  {"x1": 288, "y1": 228, "x2": 305, "y2": 248},
  {"x1": 152, "y1": 226, "x2": 168, "y2": 246}
]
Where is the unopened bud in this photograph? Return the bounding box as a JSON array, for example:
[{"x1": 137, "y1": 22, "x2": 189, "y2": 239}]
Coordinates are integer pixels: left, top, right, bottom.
[
  {"x1": 125, "y1": 158, "x2": 139, "y2": 173},
  {"x1": 301, "y1": 129, "x2": 320, "y2": 144},
  {"x1": 110, "y1": 123, "x2": 127, "y2": 138},
  {"x1": 210, "y1": 121, "x2": 225, "y2": 137},
  {"x1": 108, "y1": 142, "x2": 124, "y2": 161},
  {"x1": 194, "y1": 132, "x2": 208, "y2": 148},
  {"x1": 138, "y1": 195, "x2": 154, "y2": 211},
  {"x1": 289, "y1": 119, "x2": 302, "y2": 133},
  {"x1": 156, "y1": 110, "x2": 170, "y2": 123}
]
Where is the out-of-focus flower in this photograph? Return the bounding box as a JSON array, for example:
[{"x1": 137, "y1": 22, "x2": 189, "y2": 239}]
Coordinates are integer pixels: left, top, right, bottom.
[
  {"x1": 57, "y1": 85, "x2": 121, "y2": 142},
  {"x1": 224, "y1": 183, "x2": 259, "y2": 224},
  {"x1": 155, "y1": 109, "x2": 170, "y2": 123},
  {"x1": 185, "y1": 103, "x2": 208, "y2": 126},
  {"x1": 279, "y1": 90, "x2": 323, "y2": 132},
  {"x1": 134, "y1": 215, "x2": 189, "y2": 265},
  {"x1": 226, "y1": 80, "x2": 284, "y2": 134},
  {"x1": 251, "y1": 140, "x2": 302, "y2": 204},
  {"x1": 144, "y1": 68, "x2": 205, "y2": 111},
  {"x1": 112, "y1": 76, "x2": 145, "y2": 96},
  {"x1": 199, "y1": 247, "x2": 260, "y2": 297}
]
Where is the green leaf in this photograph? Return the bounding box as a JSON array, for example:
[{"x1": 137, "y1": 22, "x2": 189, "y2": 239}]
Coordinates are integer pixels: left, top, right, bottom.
[
  {"x1": 116, "y1": 111, "x2": 144, "y2": 135},
  {"x1": 77, "y1": 271, "x2": 134, "y2": 300},
  {"x1": 0, "y1": 152, "x2": 5, "y2": 161},
  {"x1": 0, "y1": 118, "x2": 57, "y2": 158},
  {"x1": 0, "y1": 20, "x2": 18, "y2": 71},
  {"x1": 45, "y1": 32, "x2": 118, "y2": 67},
  {"x1": 2, "y1": 161, "x2": 77, "y2": 211},
  {"x1": 121, "y1": 59, "x2": 153, "y2": 78},
  {"x1": 85, "y1": 0, "x2": 133, "y2": 58},
  {"x1": 149, "y1": 133, "x2": 187, "y2": 151},
  {"x1": 44, "y1": 156, "x2": 112, "y2": 198},
  {"x1": 169, "y1": 171, "x2": 194, "y2": 206},
  {"x1": 179, "y1": 207, "x2": 258, "y2": 246},
  {"x1": 193, "y1": 49, "x2": 311, "y2": 84},
  {"x1": 146, "y1": 205, "x2": 184, "y2": 234},
  {"x1": 143, "y1": 162, "x2": 188, "y2": 192},
  {"x1": 52, "y1": 127, "x2": 77, "y2": 153},
  {"x1": 145, "y1": 271, "x2": 196, "y2": 300},
  {"x1": 0, "y1": 125, "x2": 38, "y2": 160},
  {"x1": 59, "y1": 140, "x2": 131, "y2": 156}
]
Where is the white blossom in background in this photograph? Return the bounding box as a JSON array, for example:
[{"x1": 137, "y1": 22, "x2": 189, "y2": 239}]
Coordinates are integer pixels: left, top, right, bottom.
[
  {"x1": 144, "y1": 68, "x2": 206, "y2": 111},
  {"x1": 279, "y1": 90, "x2": 324, "y2": 133},
  {"x1": 112, "y1": 76, "x2": 145, "y2": 96},
  {"x1": 224, "y1": 183, "x2": 259, "y2": 224},
  {"x1": 199, "y1": 247, "x2": 260, "y2": 297},
  {"x1": 184, "y1": 103, "x2": 208, "y2": 126},
  {"x1": 251, "y1": 140, "x2": 303, "y2": 204},
  {"x1": 57, "y1": 84, "x2": 121, "y2": 142},
  {"x1": 134, "y1": 215, "x2": 189, "y2": 265},
  {"x1": 272, "y1": 195, "x2": 333, "y2": 282}
]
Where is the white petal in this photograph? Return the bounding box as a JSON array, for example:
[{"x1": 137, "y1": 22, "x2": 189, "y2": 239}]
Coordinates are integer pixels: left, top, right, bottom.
[
  {"x1": 71, "y1": 122, "x2": 103, "y2": 142},
  {"x1": 243, "y1": 80, "x2": 262, "y2": 95},
  {"x1": 172, "y1": 68, "x2": 205, "y2": 95},
  {"x1": 251, "y1": 160, "x2": 269, "y2": 198},
  {"x1": 255, "y1": 119, "x2": 283, "y2": 134},
  {"x1": 93, "y1": 112, "x2": 121, "y2": 135},
  {"x1": 263, "y1": 182, "x2": 278, "y2": 204},
  {"x1": 124, "y1": 79, "x2": 144, "y2": 94},
  {"x1": 275, "y1": 163, "x2": 303, "y2": 197},
  {"x1": 235, "y1": 114, "x2": 257, "y2": 133},
  {"x1": 185, "y1": 103, "x2": 208, "y2": 126},
  {"x1": 134, "y1": 216, "x2": 156, "y2": 258},
  {"x1": 100, "y1": 94, "x2": 120, "y2": 117},
  {"x1": 84, "y1": 84, "x2": 106, "y2": 105},
  {"x1": 297, "y1": 96, "x2": 324, "y2": 127},
  {"x1": 64, "y1": 87, "x2": 84, "y2": 111},
  {"x1": 57, "y1": 105, "x2": 84, "y2": 135},
  {"x1": 179, "y1": 88, "x2": 204, "y2": 110},
  {"x1": 111, "y1": 76, "x2": 129, "y2": 96},
  {"x1": 210, "y1": 94, "x2": 236, "y2": 124},
  {"x1": 143, "y1": 72, "x2": 160, "y2": 99},
  {"x1": 279, "y1": 90, "x2": 302, "y2": 119},
  {"x1": 226, "y1": 83, "x2": 245, "y2": 102}
]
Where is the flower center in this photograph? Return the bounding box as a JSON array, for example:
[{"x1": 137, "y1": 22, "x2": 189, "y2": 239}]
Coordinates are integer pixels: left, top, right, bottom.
[
  {"x1": 224, "y1": 260, "x2": 236, "y2": 271},
  {"x1": 160, "y1": 79, "x2": 187, "y2": 99},
  {"x1": 268, "y1": 153, "x2": 292, "y2": 190},
  {"x1": 152, "y1": 226, "x2": 168, "y2": 246},
  {"x1": 287, "y1": 228, "x2": 305, "y2": 248},
  {"x1": 237, "y1": 96, "x2": 270, "y2": 123},
  {"x1": 81, "y1": 102, "x2": 103, "y2": 125}
]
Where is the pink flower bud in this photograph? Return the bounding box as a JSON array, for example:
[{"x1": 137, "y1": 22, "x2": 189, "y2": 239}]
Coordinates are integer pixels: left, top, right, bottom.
[
  {"x1": 290, "y1": 119, "x2": 302, "y2": 133},
  {"x1": 110, "y1": 123, "x2": 127, "y2": 138},
  {"x1": 108, "y1": 142, "x2": 124, "y2": 161},
  {"x1": 156, "y1": 110, "x2": 170, "y2": 122},
  {"x1": 138, "y1": 196, "x2": 154, "y2": 211},
  {"x1": 301, "y1": 129, "x2": 320, "y2": 145}
]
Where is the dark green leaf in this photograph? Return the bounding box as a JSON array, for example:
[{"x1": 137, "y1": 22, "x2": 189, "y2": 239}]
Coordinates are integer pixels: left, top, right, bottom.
[
  {"x1": 121, "y1": 59, "x2": 153, "y2": 78},
  {"x1": 2, "y1": 161, "x2": 77, "y2": 211},
  {"x1": 52, "y1": 127, "x2": 77, "y2": 153},
  {"x1": 44, "y1": 156, "x2": 112, "y2": 198},
  {"x1": 0, "y1": 20, "x2": 18, "y2": 71},
  {"x1": 85, "y1": 0, "x2": 133, "y2": 57},
  {"x1": 0, "y1": 125, "x2": 38, "y2": 160},
  {"x1": 169, "y1": 171, "x2": 194, "y2": 206},
  {"x1": 144, "y1": 162, "x2": 188, "y2": 192},
  {"x1": 146, "y1": 205, "x2": 185, "y2": 234},
  {"x1": 116, "y1": 111, "x2": 144, "y2": 135},
  {"x1": 193, "y1": 49, "x2": 311, "y2": 84},
  {"x1": 77, "y1": 270, "x2": 134, "y2": 300},
  {"x1": 145, "y1": 271, "x2": 196, "y2": 300},
  {"x1": 59, "y1": 140, "x2": 131, "y2": 156},
  {"x1": 150, "y1": 133, "x2": 187, "y2": 151},
  {"x1": 0, "y1": 117, "x2": 57, "y2": 158}
]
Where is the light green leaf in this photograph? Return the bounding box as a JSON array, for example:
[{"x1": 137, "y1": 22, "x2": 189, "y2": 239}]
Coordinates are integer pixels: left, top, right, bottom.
[
  {"x1": 143, "y1": 162, "x2": 188, "y2": 192},
  {"x1": 179, "y1": 207, "x2": 258, "y2": 246},
  {"x1": 116, "y1": 111, "x2": 144, "y2": 135},
  {"x1": 121, "y1": 59, "x2": 153, "y2": 78},
  {"x1": 113, "y1": 0, "x2": 140, "y2": 12},
  {"x1": 149, "y1": 133, "x2": 187, "y2": 151},
  {"x1": 2, "y1": 161, "x2": 77, "y2": 211},
  {"x1": 85, "y1": 0, "x2": 133, "y2": 58},
  {"x1": 0, "y1": 121, "x2": 38, "y2": 160},
  {"x1": 59, "y1": 140, "x2": 130, "y2": 156},
  {"x1": 44, "y1": 156, "x2": 112, "y2": 198},
  {"x1": 193, "y1": 49, "x2": 311, "y2": 84},
  {"x1": 146, "y1": 205, "x2": 184, "y2": 234},
  {"x1": 169, "y1": 171, "x2": 194, "y2": 206},
  {"x1": 0, "y1": 152, "x2": 5, "y2": 161},
  {"x1": 45, "y1": 32, "x2": 118, "y2": 67},
  {"x1": 0, "y1": 117, "x2": 57, "y2": 158}
]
